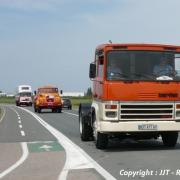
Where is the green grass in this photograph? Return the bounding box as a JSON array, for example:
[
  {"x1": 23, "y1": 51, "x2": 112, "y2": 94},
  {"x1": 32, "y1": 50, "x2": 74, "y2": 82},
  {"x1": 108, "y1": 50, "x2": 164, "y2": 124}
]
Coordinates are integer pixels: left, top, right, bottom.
[
  {"x1": 0, "y1": 97, "x2": 15, "y2": 104},
  {"x1": 70, "y1": 96, "x2": 92, "y2": 108}
]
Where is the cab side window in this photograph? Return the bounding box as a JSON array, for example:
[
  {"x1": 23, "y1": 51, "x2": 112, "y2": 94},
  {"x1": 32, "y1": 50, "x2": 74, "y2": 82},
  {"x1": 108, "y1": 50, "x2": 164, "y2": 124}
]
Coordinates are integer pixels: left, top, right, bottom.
[{"x1": 96, "y1": 50, "x2": 104, "y2": 78}]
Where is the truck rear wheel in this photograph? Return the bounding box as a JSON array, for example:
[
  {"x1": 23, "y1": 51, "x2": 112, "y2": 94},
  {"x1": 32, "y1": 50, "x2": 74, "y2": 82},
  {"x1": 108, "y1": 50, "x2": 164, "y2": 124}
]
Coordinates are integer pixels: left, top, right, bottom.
[
  {"x1": 161, "y1": 132, "x2": 178, "y2": 147},
  {"x1": 79, "y1": 112, "x2": 93, "y2": 141}
]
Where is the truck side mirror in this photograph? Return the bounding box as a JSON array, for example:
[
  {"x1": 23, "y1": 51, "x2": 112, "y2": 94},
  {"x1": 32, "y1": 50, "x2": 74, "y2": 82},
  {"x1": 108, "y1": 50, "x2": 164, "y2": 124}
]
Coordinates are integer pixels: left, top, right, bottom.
[
  {"x1": 89, "y1": 63, "x2": 96, "y2": 79},
  {"x1": 34, "y1": 91, "x2": 36, "y2": 95},
  {"x1": 60, "y1": 90, "x2": 63, "y2": 94}
]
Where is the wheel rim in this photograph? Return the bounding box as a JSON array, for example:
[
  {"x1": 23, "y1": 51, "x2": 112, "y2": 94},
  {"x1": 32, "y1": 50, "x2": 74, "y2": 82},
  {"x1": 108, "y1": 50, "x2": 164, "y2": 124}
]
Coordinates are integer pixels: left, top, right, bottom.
[
  {"x1": 79, "y1": 115, "x2": 82, "y2": 135},
  {"x1": 93, "y1": 121, "x2": 97, "y2": 141}
]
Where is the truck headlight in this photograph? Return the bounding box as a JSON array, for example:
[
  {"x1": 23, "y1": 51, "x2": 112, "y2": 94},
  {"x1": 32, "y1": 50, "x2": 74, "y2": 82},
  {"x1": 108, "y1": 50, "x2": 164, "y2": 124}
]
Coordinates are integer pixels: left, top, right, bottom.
[
  {"x1": 176, "y1": 112, "x2": 180, "y2": 117},
  {"x1": 175, "y1": 104, "x2": 180, "y2": 118},
  {"x1": 106, "y1": 111, "x2": 117, "y2": 118}
]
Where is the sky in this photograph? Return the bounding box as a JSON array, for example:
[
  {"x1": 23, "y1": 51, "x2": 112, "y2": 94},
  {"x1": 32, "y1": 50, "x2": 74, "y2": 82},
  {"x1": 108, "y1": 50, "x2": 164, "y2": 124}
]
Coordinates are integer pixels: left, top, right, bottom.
[{"x1": 1, "y1": 0, "x2": 180, "y2": 93}]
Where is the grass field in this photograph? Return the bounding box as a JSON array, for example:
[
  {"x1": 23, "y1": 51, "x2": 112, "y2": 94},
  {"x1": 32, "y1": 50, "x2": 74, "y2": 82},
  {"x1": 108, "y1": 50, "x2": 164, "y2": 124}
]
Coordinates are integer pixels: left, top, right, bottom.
[
  {"x1": 70, "y1": 97, "x2": 92, "y2": 108},
  {"x1": 0, "y1": 96, "x2": 92, "y2": 109},
  {"x1": 0, "y1": 97, "x2": 15, "y2": 104}
]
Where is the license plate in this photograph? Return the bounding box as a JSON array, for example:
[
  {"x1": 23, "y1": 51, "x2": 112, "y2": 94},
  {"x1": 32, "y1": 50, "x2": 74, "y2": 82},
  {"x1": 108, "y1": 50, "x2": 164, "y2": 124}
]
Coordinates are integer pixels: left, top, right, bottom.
[{"x1": 138, "y1": 124, "x2": 158, "y2": 130}]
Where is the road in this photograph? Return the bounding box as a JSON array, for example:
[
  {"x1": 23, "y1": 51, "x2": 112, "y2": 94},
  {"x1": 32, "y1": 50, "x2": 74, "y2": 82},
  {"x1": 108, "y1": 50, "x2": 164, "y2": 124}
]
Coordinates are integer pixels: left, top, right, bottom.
[{"x1": 0, "y1": 104, "x2": 180, "y2": 180}]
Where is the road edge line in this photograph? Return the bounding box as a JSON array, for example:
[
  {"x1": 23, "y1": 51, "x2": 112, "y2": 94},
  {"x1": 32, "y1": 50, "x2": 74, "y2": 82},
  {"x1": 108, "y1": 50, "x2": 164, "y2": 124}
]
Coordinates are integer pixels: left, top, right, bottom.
[
  {"x1": 0, "y1": 107, "x2": 6, "y2": 124},
  {"x1": 20, "y1": 107, "x2": 116, "y2": 180},
  {"x1": 0, "y1": 142, "x2": 29, "y2": 179}
]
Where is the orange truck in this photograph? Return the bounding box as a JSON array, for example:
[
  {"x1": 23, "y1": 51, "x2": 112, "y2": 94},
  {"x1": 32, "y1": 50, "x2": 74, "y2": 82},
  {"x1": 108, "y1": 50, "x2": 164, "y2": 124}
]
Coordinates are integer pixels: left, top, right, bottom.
[
  {"x1": 79, "y1": 43, "x2": 180, "y2": 149},
  {"x1": 34, "y1": 85, "x2": 62, "y2": 113}
]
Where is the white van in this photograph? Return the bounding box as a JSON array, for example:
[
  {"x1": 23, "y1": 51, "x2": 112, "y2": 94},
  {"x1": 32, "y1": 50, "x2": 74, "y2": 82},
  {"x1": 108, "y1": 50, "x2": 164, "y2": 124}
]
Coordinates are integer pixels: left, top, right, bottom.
[{"x1": 15, "y1": 85, "x2": 33, "y2": 106}]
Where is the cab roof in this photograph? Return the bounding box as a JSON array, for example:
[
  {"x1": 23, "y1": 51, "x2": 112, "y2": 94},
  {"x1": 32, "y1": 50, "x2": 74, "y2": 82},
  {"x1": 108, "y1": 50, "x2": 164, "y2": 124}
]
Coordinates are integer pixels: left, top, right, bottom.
[
  {"x1": 96, "y1": 43, "x2": 180, "y2": 52},
  {"x1": 38, "y1": 85, "x2": 57, "y2": 89}
]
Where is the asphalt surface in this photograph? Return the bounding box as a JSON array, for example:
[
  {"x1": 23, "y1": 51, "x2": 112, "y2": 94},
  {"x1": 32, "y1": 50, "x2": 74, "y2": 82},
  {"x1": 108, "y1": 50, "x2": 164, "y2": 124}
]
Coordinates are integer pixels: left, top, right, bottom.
[{"x1": 1, "y1": 104, "x2": 180, "y2": 180}]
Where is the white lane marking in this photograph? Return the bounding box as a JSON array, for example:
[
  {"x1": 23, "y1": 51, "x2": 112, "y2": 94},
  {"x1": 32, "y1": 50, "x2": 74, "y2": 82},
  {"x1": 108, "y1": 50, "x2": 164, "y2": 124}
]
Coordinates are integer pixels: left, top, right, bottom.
[
  {"x1": 19, "y1": 125, "x2": 23, "y2": 129},
  {"x1": 0, "y1": 107, "x2": 6, "y2": 123},
  {"x1": 10, "y1": 107, "x2": 19, "y2": 117},
  {"x1": 20, "y1": 107, "x2": 116, "y2": 180},
  {"x1": 10, "y1": 107, "x2": 26, "y2": 137},
  {"x1": 62, "y1": 111, "x2": 78, "y2": 117},
  {"x1": 20, "y1": 131, "x2": 25, "y2": 136},
  {"x1": 0, "y1": 142, "x2": 29, "y2": 179}
]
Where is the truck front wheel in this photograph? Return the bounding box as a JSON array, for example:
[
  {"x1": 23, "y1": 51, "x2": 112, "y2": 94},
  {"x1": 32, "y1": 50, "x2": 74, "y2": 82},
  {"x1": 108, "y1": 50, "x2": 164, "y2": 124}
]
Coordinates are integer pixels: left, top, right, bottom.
[
  {"x1": 93, "y1": 118, "x2": 108, "y2": 149},
  {"x1": 161, "y1": 132, "x2": 178, "y2": 147},
  {"x1": 37, "y1": 108, "x2": 41, "y2": 113}
]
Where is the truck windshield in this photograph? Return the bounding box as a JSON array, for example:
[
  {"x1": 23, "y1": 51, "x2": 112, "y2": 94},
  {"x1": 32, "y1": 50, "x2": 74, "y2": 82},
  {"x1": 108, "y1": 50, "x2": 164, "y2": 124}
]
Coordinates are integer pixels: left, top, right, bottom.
[
  {"x1": 106, "y1": 51, "x2": 180, "y2": 81},
  {"x1": 38, "y1": 88, "x2": 58, "y2": 93},
  {"x1": 20, "y1": 92, "x2": 32, "y2": 97}
]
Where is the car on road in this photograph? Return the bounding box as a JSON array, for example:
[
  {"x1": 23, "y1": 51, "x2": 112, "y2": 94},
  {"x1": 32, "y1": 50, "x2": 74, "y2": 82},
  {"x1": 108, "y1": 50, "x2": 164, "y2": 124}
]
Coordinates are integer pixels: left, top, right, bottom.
[
  {"x1": 34, "y1": 85, "x2": 63, "y2": 113},
  {"x1": 62, "y1": 98, "x2": 72, "y2": 110}
]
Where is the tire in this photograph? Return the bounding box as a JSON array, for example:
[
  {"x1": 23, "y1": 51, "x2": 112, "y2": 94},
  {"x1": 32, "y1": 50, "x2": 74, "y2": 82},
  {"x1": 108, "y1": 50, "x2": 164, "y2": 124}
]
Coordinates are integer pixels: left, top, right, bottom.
[
  {"x1": 161, "y1": 132, "x2": 178, "y2": 147},
  {"x1": 92, "y1": 114, "x2": 108, "y2": 149},
  {"x1": 16, "y1": 102, "x2": 19, "y2": 106},
  {"x1": 79, "y1": 112, "x2": 93, "y2": 141},
  {"x1": 37, "y1": 108, "x2": 41, "y2": 113},
  {"x1": 95, "y1": 132, "x2": 108, "y2": 149},
  {"x1": 34, "y1": 106, "x2": 37, "y2": 112},
  {"x1": 58, "y1": 107, "x2": 62, "y2": 113},
  {"x1": 52, "y1": 109, "x2": 56, "y2": 113}
]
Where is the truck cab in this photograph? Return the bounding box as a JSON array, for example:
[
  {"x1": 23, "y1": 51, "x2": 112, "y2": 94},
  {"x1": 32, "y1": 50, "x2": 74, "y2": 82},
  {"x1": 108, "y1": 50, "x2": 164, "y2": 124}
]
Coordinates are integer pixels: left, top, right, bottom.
[
  {"x1": 34, "y1": 85, "x2": 62, "y2": 113},
  {"x1": 79, "y1": 43, "x2": 180, "y2": 149}
]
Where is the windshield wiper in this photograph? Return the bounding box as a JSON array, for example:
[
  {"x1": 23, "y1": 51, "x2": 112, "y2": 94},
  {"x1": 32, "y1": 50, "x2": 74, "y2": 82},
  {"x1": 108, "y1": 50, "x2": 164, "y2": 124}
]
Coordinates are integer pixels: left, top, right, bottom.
[
  {"x1": 132, "y1": 73, "x2": 155, "y2": 80},
  {"x1": 108, "y1": 72, "x2": 129, "y2": 78},
  {"x1": 116, "y1": 72, "x2": 129, "y2": 78}
]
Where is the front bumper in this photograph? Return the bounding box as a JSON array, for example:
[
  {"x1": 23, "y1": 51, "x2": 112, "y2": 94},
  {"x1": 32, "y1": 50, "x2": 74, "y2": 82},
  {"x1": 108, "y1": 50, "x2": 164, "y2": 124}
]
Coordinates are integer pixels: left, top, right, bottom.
[
  {"x1": 38, "y1": 103, "x2": 62, "y2": 109},
  {"x1": 19, "y1": 101, "x2": 32, "y2": 105},
  {"x1": 98, "y1": 120, "x2": 180, "y2": 133}
]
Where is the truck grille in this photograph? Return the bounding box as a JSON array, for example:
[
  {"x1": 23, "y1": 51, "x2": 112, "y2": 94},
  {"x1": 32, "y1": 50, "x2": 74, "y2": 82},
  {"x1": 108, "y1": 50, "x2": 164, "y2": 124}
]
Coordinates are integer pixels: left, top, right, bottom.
[{"x1": 119, "y1": 103, "x2": 174, "y2": 121}]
